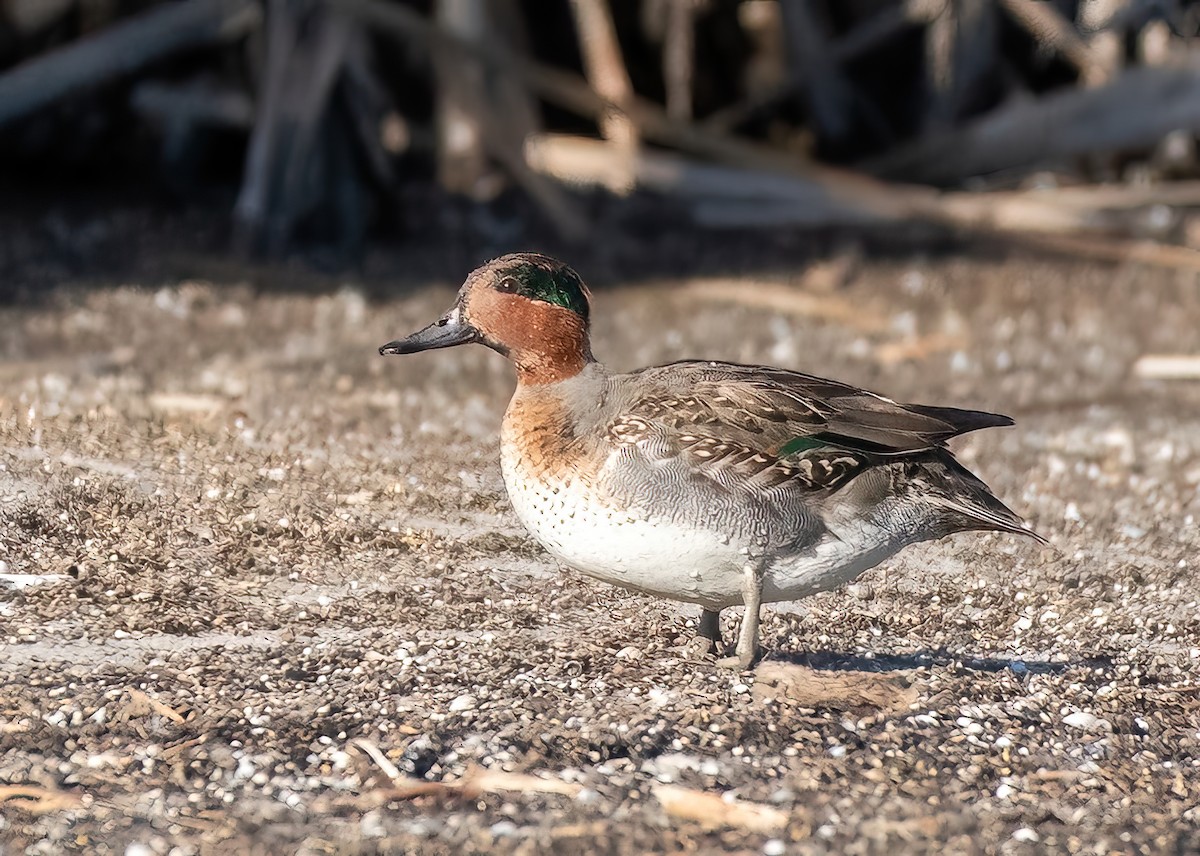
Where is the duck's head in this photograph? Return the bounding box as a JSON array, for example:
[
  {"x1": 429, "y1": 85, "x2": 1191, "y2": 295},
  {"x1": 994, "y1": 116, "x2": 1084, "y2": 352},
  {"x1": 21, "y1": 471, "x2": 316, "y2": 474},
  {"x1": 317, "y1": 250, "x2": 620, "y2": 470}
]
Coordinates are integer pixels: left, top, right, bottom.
[{"x1": 379, "y1": 253, "x2": 594, "y2": 385}]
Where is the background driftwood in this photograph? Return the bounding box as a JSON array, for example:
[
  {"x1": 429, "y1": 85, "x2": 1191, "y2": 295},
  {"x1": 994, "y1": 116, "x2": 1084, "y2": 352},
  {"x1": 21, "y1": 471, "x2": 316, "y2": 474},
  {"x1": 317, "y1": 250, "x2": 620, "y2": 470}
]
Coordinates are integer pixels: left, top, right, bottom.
[{"x1": 3, "y1": 0, "x2": 1200, "y2": 259}]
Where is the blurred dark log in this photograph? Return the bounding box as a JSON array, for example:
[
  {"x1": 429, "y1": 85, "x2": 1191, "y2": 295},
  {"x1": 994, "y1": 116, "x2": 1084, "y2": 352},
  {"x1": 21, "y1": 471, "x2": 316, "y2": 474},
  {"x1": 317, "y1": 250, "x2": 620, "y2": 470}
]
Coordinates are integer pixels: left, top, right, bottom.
[
  {"x1": 704, "y1": 0, "x2": 944, "y2": 134},
  {"x1": 235, "y1": 1, "x2": 382, "y2": 258},
  {"x1": 340, "y1": 26, "x2": 397, "y2": 189},
  {"x1": 780, "y1": 0, "x2": 855, "y2": 143},
  {"x1": 484, "y1": 0, "x2": 588, "y2": 240},
  {"x1": 234, "y1": 0, "x2": 297, "y2": 252},
  {"x1": 0, "y1": 0, "x2": 260, "y2": 129},
  {"x1": 868, "y1": 61, "x2": 1200, "y2": 185},
  {"x1": 4, "y1": 0, "x2": 74, "y2": 37},
  {"x1": 131, "y1": 80, "x2": 256, "y2": 129},
  {"x1": 434, "y1": 0, "x2": 490, "y2": 197}
]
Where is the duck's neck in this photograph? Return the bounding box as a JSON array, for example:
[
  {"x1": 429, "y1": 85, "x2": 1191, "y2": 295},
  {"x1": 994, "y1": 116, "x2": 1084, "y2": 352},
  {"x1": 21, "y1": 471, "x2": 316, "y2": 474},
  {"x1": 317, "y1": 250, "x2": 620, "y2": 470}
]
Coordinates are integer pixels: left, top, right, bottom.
[{"x1": 510, "y1": 316, "x2": 596, "y2": 386}]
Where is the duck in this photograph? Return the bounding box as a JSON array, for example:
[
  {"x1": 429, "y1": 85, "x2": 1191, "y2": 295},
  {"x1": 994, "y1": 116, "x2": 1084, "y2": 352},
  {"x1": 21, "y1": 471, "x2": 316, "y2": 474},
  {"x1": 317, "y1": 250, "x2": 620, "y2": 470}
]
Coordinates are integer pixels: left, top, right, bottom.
[{"x1": 380, "y1": 252, "x2": 1044, "y2": 668}]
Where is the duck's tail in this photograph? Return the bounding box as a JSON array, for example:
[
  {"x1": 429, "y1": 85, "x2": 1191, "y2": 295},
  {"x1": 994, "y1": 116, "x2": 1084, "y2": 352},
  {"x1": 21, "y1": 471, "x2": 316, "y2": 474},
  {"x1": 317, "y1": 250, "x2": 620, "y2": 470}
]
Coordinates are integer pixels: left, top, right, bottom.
[{"x1": 917, "y1": 452, "x2": 1048, "y2": 545}]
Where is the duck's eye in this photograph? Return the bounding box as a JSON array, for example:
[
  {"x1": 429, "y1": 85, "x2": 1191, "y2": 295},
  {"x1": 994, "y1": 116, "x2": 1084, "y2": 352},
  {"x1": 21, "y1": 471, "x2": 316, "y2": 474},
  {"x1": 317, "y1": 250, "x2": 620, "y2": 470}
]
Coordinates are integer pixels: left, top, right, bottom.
[{"x1": 497, "y1": 276, "x2": 519, "y2": 293}]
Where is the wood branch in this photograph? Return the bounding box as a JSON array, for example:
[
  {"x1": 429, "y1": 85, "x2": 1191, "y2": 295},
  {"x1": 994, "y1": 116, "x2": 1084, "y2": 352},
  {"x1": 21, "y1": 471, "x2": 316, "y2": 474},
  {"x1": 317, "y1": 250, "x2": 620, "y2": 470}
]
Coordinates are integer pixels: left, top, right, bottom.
[
  {"x1": 524, "y1": 133, "x2": 906, "y2": 227},
  {"x1": 939, "y1": 181, "x2": 1200, "y2": 233},
  {"x1": 0, "y1": 0, "x2": 260, "y2": 129},
  {"x1": 434, "y1": 0, "x2": 490, "y2": 197},
  {"x1": 482, "y1": 0, "x2": 588, "y2": 241},
  {"x1": 235, "y1": 2, "x2": 374, "y2": 257},
  {"x1": 922, "y1": 0, "x2": 954, "y2": 127},
  {"x1": 568, "y1": 0, "x2": 638, "y2": 193},
  {"x1": 272, "y1": 12, "x2": 356, "y2": 254},
  {"x1": 234, "y1": 0, "x2": 298, "y2": 253},
  {"x1": 999, "y1": 0, "x2": 1113, "y2": 85},
  {"x1": 704, "y1": 0, "x2": 944, "y2": 133},
  {"x1": 867, "y1": 61, "x2": 1200, "y2": 185},
  {"x1": 527, "y1": 132, "x2": 1200, "y2": 251},
  {"x1": 663, "y1": 0, "x2": 695, "y2": 122},
  {"x1": 487, "y1": 0, "x2": 542, "y2": 142},
  {"x1": 780, "y1": 0, "x2": 854, "y2": 142},
  {"x1": 340, "y1": 29, "x2": 398, "y2": 189}
]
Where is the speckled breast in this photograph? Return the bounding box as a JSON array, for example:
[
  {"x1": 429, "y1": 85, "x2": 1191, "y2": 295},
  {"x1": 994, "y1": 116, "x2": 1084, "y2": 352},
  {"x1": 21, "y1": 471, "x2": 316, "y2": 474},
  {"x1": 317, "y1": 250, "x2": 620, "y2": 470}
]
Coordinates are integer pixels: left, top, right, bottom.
[{"x1": 497, "y1": 436, "x2": 747, "y2": 608}]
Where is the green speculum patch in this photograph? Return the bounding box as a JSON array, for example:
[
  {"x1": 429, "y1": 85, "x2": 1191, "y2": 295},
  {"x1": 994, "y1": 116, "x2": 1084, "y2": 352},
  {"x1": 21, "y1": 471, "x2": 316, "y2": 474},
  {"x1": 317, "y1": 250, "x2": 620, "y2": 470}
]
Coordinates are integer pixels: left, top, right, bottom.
[
  {"x1": 777, "y1": 435, "x2": 826, "y2": 457},
  {"x1": 511, "y1": 263, "x2": 590, "y2": 321}
]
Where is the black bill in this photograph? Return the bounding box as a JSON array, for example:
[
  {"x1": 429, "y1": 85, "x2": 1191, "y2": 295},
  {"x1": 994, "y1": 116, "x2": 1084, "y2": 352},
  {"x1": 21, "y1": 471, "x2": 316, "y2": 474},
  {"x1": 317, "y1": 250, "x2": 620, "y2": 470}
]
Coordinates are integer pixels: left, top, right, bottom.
[{"x1": 379, "y1": 310, "x2": 478, "y2": 355}]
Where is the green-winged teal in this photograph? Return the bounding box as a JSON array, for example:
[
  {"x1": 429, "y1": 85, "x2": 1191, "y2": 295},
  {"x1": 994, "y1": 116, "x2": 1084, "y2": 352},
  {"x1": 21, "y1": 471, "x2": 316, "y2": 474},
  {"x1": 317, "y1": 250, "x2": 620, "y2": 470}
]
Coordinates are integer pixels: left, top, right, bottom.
[{"x1": 381, "y1": 253, "x2": 1044, "y2": 668}]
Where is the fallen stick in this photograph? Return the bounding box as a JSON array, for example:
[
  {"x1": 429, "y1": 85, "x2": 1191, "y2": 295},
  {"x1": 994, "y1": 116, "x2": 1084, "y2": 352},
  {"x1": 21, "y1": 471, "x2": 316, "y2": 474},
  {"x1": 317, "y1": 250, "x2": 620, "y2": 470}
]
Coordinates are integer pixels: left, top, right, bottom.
[
  {"x1": 0, "y1": 0, "x2": 260, "y2": 128},
  {"x1": 868, "y1": 60, "x2": 1200, "y2": 184}
]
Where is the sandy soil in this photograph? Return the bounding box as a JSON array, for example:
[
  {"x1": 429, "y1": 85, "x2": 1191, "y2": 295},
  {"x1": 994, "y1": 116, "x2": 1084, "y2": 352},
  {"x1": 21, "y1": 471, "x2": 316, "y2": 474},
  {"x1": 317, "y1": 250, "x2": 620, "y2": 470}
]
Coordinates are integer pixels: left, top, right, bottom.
[{"x1": 1, "y1": 239, "x2": 1198, "y2": 855}]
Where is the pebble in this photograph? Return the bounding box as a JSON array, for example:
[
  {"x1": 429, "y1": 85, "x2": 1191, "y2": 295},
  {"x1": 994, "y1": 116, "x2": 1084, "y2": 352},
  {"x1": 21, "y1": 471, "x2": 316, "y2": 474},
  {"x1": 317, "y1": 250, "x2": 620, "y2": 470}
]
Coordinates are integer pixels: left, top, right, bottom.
[
  {"x1": 1063, "y1": 712, "x2": 1111, "y2": 732},
  {"x1": 490, "y1": 820, "x2": 518, "y2": 838}
]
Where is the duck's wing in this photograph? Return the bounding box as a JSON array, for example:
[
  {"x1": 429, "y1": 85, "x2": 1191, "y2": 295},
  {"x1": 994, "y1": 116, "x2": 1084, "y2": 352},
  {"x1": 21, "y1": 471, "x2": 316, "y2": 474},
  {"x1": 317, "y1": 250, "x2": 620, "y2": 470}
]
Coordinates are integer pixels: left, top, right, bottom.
[{"x1": 610, "y1": 360, "x2": 1013, "y2": 493}]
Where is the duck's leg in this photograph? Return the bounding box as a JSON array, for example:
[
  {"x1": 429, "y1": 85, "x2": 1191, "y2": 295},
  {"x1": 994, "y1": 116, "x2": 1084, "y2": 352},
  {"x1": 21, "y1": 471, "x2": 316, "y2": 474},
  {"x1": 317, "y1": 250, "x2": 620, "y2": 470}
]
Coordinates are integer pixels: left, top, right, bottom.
[
  {"x1": 698, "y1": 608, "x2": 723, "y2": 655},
  {"x1": 718, "y1": 561, "x2": 764, "y2": 669}
]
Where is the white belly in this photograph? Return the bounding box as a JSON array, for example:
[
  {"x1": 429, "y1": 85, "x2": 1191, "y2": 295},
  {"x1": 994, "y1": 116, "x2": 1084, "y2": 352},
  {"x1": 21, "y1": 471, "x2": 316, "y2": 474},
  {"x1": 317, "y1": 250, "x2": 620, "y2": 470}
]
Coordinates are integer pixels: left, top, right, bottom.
[
  {"x1": 501, "y1": 450, "x2": 743, "y2": 606},
  {"x1": 500, "y1": 450, "x2": 909, "y2": 609}
]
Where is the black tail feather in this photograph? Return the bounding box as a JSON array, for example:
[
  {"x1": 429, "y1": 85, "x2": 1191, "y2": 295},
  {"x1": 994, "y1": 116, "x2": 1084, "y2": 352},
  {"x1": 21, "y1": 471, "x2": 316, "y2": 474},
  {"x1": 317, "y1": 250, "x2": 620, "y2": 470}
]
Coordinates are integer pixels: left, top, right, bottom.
[{"x1": 908, "y1": 404, "x2": 1015, "y2": 436}]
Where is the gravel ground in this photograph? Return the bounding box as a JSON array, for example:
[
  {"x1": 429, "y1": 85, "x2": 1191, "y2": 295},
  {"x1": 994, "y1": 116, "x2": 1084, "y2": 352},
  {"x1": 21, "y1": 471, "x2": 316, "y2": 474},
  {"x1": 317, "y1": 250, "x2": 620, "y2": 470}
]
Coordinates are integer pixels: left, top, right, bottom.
[{"x1": 1, "y1": 243, "x2": 1199, "y2": 855}]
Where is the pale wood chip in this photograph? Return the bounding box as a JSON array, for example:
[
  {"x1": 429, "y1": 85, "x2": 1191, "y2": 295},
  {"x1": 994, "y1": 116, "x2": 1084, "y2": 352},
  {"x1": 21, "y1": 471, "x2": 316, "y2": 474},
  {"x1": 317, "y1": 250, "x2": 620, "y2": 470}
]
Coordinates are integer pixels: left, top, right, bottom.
[
  {"x1": 376, "y1": 765, "x2": 582, "y2": 801},
  {"x1": 116, "y1": 689, "x2": 187, "y2": 724},
  {"x1": 1133, "y1": 354, "x2": 1200, "y2": 380},
  {"x1": 751, "y1": 662, "x2": 919, "y2": 714},
  {"x1": 652, "y1": 784, "x2": 788, "y2": 833},
  {"x1": 0, "y1": 785, "x2": 84, "y2": 814},
  {"x1": 875, "y1": 332, "x2": 968, "y2": 366},
  {"x1": 147, "y1": 393, "x2": 227, "y2": 414}
]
